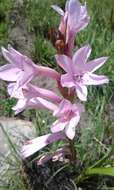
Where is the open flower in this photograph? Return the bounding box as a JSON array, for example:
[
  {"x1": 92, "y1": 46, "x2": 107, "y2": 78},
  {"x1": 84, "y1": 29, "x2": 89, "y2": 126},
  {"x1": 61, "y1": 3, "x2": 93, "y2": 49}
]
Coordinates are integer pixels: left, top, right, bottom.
[
  {"x1": 51, "y1": 99, "x2": 84, "y2": 139},
  {"x1": 21, "y1": 132, "x2": 66, "y2": 158},
  {"x1": 0, "y1": 45, "x2": 60, "y2": 95},
  {"x1": 8, "y1": 83, "x2": 62, "y2": 114},
  {"x1": 8, "y1": 83, "x2": 61, "y2": 103},
  {"x1": 31, "y1": 98, "x2": 84, "y2": 140},
  {"x1": 52, "y1": 0, "x2": 90, "y2": 56},
  {"x1": 56, "y1": 44, "x2": 109, "y2": 101},
  {"x1": 11, "y1": 96, "x2": 58, "y2": 115}
]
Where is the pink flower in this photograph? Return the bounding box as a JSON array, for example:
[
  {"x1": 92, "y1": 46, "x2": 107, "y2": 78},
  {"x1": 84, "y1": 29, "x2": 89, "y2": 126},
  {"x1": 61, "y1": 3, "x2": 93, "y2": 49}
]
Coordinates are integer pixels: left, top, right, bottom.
[
  {"x1": 12, "y1": 96, "x2": 58, "y2": 115},
  {"x1": 8, "y1": 83, "x2": 61, "y2": 103},
  {"x1": 56, "y1": 44, "x2": 109, "y2": 101},
  {"x1": 52, "y1": 0, "x2": 90, "y2": 56},
  {"x1": 37, "y1": 146, "x2": 70, "y2": 165},
  {"x1": 34, "y1": 98, "x2": 84, "y2": 140},
  {"x1": 0, "y1": 45, "x2": 60, "y2": 92},
  {"x1": 8, "y1": 83, "x2": 62, "y2": 114},
  {"x1": 51, "y1": 99, "x2": 84, "y2": 139},
  {"x1": 21, "y1": 132, "x2": 66, "y2": 158}
]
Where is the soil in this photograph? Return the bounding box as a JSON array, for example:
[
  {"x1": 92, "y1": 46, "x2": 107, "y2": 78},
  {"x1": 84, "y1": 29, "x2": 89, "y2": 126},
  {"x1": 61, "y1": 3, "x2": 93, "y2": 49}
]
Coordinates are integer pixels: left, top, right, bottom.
[
  {"x1": 23, "y1": 160, "x2": 77, "y2": 190},
  {"x1": 22, "y1": 158, "x2": 114, "y2": 190}
]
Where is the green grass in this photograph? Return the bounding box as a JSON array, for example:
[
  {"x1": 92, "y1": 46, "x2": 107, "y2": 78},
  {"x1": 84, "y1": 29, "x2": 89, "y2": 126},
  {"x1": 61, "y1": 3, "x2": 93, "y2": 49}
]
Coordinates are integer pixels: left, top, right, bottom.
[{"x1": 0, "y1": 0, "x2": 13, "y2": 46}]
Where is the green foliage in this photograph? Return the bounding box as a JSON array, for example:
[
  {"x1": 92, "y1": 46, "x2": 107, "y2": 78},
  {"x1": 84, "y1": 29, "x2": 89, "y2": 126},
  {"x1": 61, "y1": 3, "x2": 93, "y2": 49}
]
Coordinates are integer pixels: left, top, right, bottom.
[
  {"x1": 32, "y1": 35, "x2": 56, "y2": 67},
  {"x1": 24, "y1": 0, "x2": 65, "y2": 33},
  {"x1": 0, "y1": 98, "x2": 15, "y2": 117},
  {"x1": 0, "y1": 0, "x2": 13, "y2": 46},
  {"x1": 0, "y1": 0, "x2": 13, "y2": 19},
  {"x1": 0, "y1": 22, "x2": 8, "y2": 45},
  {"x1": 86, "y1": 167, "x2": 114, "y2": 177}
]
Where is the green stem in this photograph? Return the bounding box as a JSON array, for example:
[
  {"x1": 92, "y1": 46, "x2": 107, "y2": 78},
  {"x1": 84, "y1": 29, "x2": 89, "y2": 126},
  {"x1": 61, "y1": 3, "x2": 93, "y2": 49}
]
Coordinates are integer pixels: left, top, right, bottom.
[{"x1": 74, "y1": 172, "x2": 89, "y2": 185}]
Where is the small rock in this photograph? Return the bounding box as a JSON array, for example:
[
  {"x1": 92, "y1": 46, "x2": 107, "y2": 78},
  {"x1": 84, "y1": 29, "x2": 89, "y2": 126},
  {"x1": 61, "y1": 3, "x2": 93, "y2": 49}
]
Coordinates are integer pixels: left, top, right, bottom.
[
  {"x1": 8, "y1": 26, "x2": 34, "y2": 56},
  {"x1": 0, "y1": 117, "x2": 35, "y2": 156}
]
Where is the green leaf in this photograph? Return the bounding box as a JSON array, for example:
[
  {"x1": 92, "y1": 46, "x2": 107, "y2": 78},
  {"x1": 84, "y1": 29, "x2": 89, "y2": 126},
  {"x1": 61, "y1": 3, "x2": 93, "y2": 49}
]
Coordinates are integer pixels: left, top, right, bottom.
[{"x1": 86, "y1": 167, "x2": 114, "y2": 177}]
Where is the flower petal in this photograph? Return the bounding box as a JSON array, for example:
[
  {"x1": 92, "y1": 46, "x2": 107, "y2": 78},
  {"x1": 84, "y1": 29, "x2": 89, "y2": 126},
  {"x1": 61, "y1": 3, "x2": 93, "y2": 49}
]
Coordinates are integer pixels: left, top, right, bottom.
[
  {"x1": 1, "y1": 47, "x2": 14, "y2": 65},
  {"x1": 55, "y1": 54, "x2": 73, "y2": 74},
  {"x1": 12, "y1": 97, "x2": 50, "y2": 114},
  {"x1": 36, "y1": 97, "x2": 58, "y2": 111},
  {"x1": 67, "y1": 0, "x2": 81, "y2": 32},
  {"x1": 21, "y1": 133, "x2": 52, "y2": 158},
  {"x1": 73, "y1": 44, "x2": 91, "y2": 70},
  {"x1": 12, "y1": 99, "x2": 28, "y2": 114},
  {"x1": 83, "y1": 73, "x2": 109, "y2": 85},
  {"x1": 7, "y1": 45, "x2": 35, "y2": 69},
  {"x1": 61, "y1": 73, "x2": 74, "y2": 88},
  {"x1": 51, "y1": 120, "x2": 68, "y2": 133},
  {"x1": 84, "y1": 57, "x2": 109, "y2": 73},
  {"x1": 16, "y1": 71, "x2": 34, "y2": 90},
  {"x1": 7, "y1": 83, "x2": 15, "y2": 96},
  {"x1": 51, "y1": 5, "x2": 64, "y2": 16},
  {"x1": 65, "y1": 114, "x2": 80, "y2": 139},
  {"x1": 22, "y1": 84, "x2": 62, "y2": 103},
  {"x1": 7, "y1": 83, "x2": 24, "y2": 98},
  {"x1": 53, "y1": 99, "x2": 71, "y2": 117},
  {"x1": 0, "y1": 64, "x2": 20, "y2": 81},
  {"x1": 75, "y1": 4, "x2": 90, "y2": 33},
  {"x1": 21, "y1": 132, "x2": 66, "y2": 158},
  {"x1": 76, "y1": 83, "x2": 87, "y2": 101},
  {"x1": 67, "y1": 0, "x2": 89, "y2": 34}
]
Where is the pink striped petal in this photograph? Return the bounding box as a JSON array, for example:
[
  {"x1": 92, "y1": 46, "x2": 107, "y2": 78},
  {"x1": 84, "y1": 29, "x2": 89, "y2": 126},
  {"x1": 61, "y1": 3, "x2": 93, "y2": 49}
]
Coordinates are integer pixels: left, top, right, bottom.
[
  {"x1": 22, "y1": 84, "x2": 62, "y2": 103},
  {"x1": 0, "y1": 64, "x2": 20, "y2": 81},
  {"x1": 36, "y1": 97, "x2": 58, "y2": 111},
  {"x1": 12, "y1": 99, "x2": 28, "y2": 114},
  {"x1": 67, "y1": 0, "x2": 89, "y2": 36},
  {"x1": 84, "y1": 57, "x2": 108, "y2": 73},
  {"x1": 7, "y1": 45, "x2": 35, "y2": 69},
  {"x1": 73, "y1": 44, "x2": 91, "y2": 70},
  {"x1": 51, "y1": 120, "x2": 68, "y2": 133},
  {"x1": 12, "y1": 97, "x2": 50, "y2": 114},
  {"x1": 1, "y1": 47, "x2": 14, "y2": 65},
  {"x1": 83, "y1": 73, "x2": 109, "y2": 85},
  {"x1": 67, "y1": 0, "x2": 81, "y2": 32},
  {"x1": 21, "y1": 132, "x2": 66, "y2": 158},
  {"x1": 61, "y1": 73, "x2": 74, "y2": 88},
  {"x1": 21, "y1": 133, "x2": 52, "y2": 158},
  {"x1": 53, "y1": 99, "x2": 71, "y2": 117},
  {"x1": 76, "y1": 83, "x2": 87, "y2": 101},
  {"x1": 8, "y1": 83, "x2": 24, "y2": 98},
  {"x1": 65, "y1": 114, "x2": 80, "y2": 139},
  {"x1": 59, "y1": 15, "x2": 67, "y2": 35},
  {"x1": 37, "y1": 65, "x2": 60, "y2": 81},
  {"x1": 75, "y1": 4, "x2": 90, "y2": 33},
  {"x1": 55, "y1": 54, "x2": 73, "y2": 74},
  {"x1": 7, "y1": 83, "x2": 15, "y2": 96}
]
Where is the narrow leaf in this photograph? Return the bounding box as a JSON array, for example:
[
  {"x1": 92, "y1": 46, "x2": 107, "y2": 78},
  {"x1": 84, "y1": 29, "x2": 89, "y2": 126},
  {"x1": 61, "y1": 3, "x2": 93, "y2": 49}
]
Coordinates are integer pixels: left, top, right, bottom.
[{"x1": 86, "y1": 167, "x2": 114, "y2": 177}]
